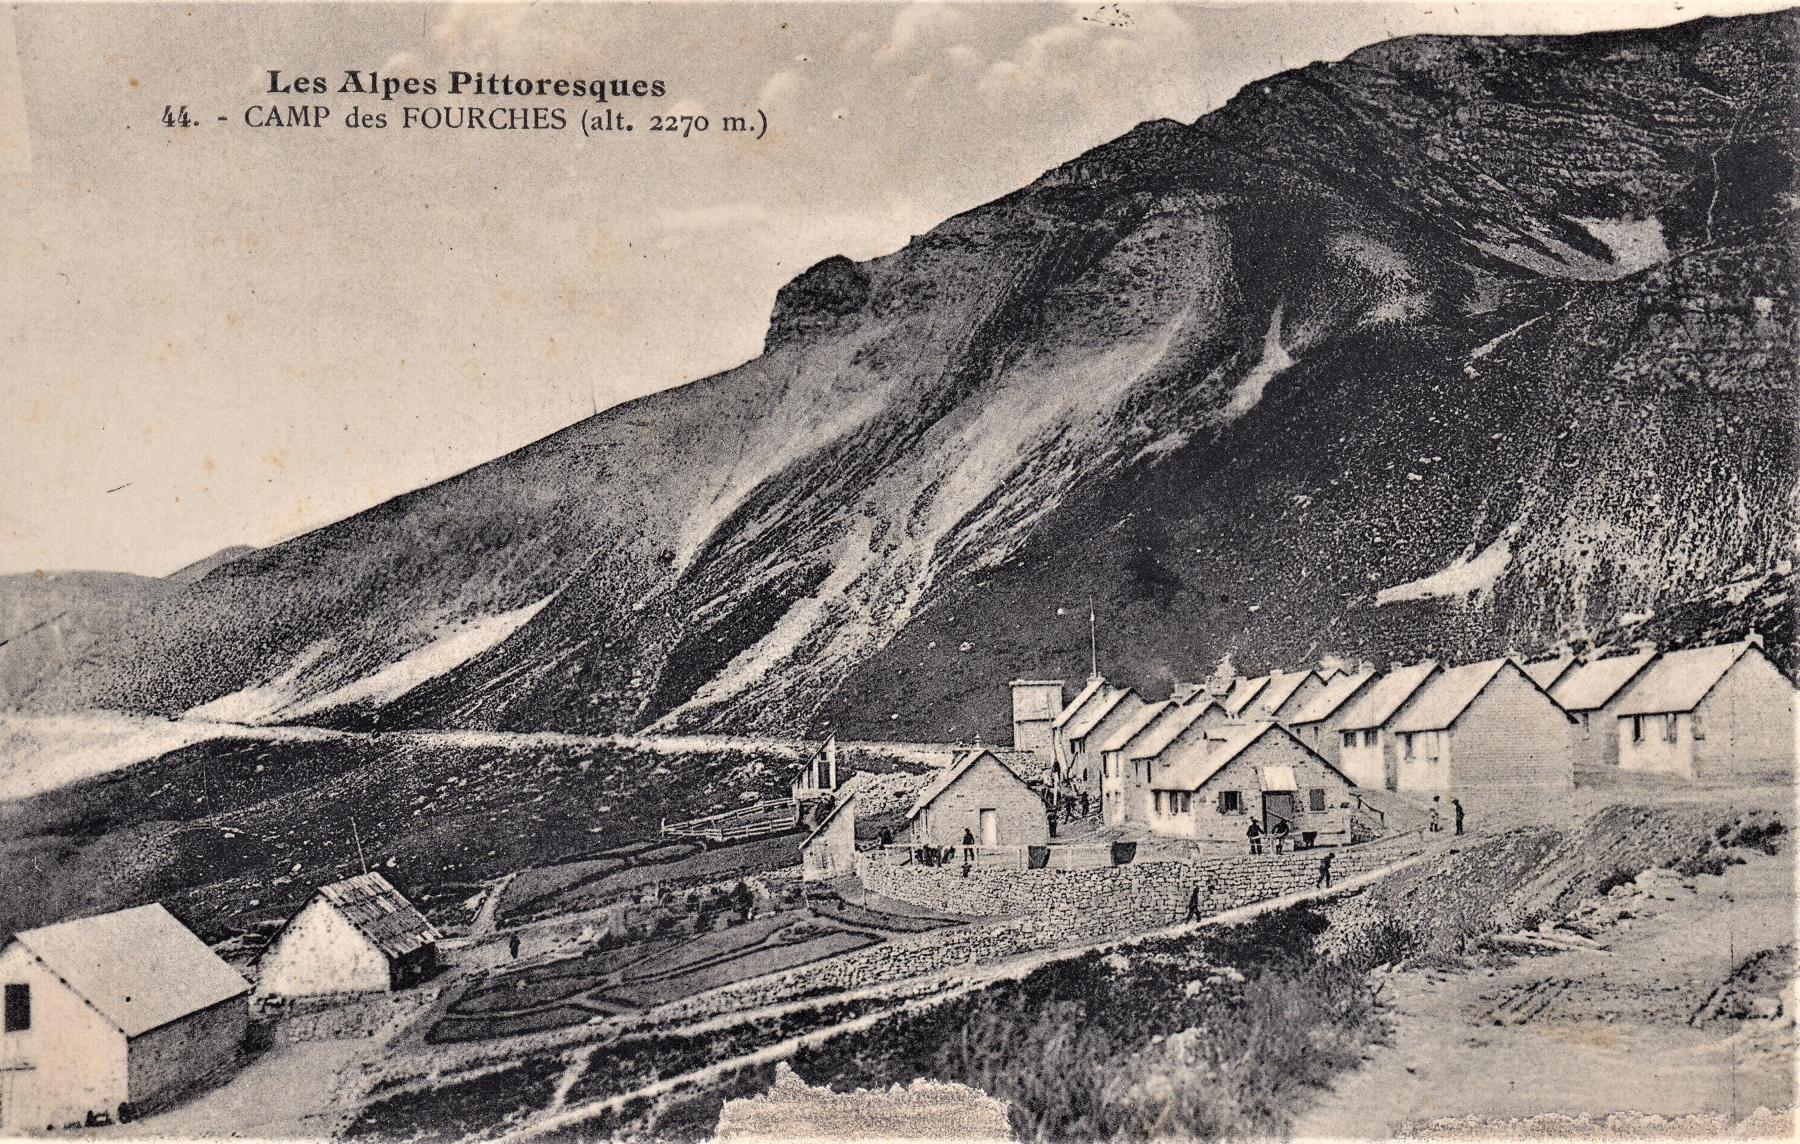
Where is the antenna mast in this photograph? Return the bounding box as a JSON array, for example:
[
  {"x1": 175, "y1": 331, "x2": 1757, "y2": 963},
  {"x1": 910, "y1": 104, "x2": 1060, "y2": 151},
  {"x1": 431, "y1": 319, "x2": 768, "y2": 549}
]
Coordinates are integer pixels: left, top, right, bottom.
[
  {"x1": 1088, "y1": 596, "x2": 1099, "y2": 680},
  {"x1": 351, "y1": 817, "x2": 369, "y2": 875}
]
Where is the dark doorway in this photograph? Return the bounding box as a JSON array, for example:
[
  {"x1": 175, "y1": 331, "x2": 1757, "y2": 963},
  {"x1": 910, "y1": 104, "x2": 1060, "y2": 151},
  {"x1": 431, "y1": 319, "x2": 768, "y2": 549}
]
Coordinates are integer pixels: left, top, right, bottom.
[{"x1": 1262, "y1": 791, "x2": 1297, "y2": 835}]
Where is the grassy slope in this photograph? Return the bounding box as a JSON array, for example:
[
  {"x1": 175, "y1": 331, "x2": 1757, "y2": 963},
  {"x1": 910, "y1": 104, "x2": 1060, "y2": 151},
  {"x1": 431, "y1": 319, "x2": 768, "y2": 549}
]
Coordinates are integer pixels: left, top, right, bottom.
[
  {"x1": 0, "y1": 732, "x2": 821, "y2": 943},
  {"x1": 533, "y1": 800, "x2": 1781, "y2": 1142}
]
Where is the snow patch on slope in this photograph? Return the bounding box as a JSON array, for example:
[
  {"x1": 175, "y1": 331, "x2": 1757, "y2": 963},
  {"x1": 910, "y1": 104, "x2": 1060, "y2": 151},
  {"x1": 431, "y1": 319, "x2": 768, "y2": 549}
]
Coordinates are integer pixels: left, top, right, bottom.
[
  {"x1": 1220, "y1": 305, "x2": 1293, "y2": 422},
  {"x1": 185, "y1": 639, "x2": 337, "y2": 723},
  {"x1": 0, "y1": 713, "x2": 340, "y2": 799},
  {"x1": 1473, "y1": 216, "x2": 1667, "y2": 282},
  {"x1": 651, "y1": 520, "x2": 878, "y2": 728},
  {"x1": 185, "y1": 597, "x2": 553, "y2": 724},
  {"x1": 1376, "y1": 534, "x2": 1513, "y2": 605},
  {"x1": 282, "y1": 595, "x2": 554, "y2": 720}
]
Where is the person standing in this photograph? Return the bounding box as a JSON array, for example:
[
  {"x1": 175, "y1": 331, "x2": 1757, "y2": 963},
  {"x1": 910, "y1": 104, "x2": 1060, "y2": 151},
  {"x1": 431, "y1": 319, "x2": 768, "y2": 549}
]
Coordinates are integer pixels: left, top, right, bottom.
[
  {"x1": 1316, "y1": 851, "x2": 1334, "y2": 889},
  {"x1": 1185, "y1": 883, "x2": 1204, "y2": 923},
  {"x1": 1452, "y1": 798, "x2": 1465, "y2": 836},
  {"x1": 1247, "y1": 818, "x2": 1264, "y2": 855},
  {"x1": 1272, "y1": 817, "x2": 1290, "y2": 854},
  {"x1": 962, "y1": 826, "x2": 976, "y2": 866},
  {"x1": 1429, "y1": 796, "x2": 1442, "y2": 833},
  {"x1": 1080, "y1": 790, "x2": 1090, "y2": 819}
]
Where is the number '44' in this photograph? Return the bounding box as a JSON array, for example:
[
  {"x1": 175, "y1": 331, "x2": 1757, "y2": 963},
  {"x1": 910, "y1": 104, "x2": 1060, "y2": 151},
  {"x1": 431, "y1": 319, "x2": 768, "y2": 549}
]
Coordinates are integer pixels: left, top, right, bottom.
[{"x1": 162, "y1": 105, "x2": 194, "y2": 128}]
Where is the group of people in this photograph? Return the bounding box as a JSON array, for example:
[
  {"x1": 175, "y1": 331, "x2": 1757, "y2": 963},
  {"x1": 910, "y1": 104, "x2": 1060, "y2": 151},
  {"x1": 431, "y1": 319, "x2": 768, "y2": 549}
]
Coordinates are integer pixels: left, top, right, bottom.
[
  {"x1": 1244, "y1": 816, "x2": 1292, "y2": 854},
  {"x1": 1041, "y1": 788, "x2": 1091, "y2": 833},
  {"x1": 1427, "y1": 796, "x2": 1466, "y2": 835},
  {"x1": 910, "y1": 828, "x2": 981, "y2": 875}
]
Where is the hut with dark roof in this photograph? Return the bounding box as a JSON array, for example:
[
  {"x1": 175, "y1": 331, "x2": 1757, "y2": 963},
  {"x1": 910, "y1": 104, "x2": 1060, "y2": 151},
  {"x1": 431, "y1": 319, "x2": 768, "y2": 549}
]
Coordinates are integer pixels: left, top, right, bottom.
[{"x1": 256, "y1": 873, "x2": 441, "y2": 999}]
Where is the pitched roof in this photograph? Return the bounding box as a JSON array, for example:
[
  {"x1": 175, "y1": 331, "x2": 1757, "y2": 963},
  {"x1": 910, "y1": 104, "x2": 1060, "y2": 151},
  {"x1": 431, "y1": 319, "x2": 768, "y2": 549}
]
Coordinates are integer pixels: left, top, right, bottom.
[
  {"x1": 907, "y1": 749, "x2": 1028, "y2": 820},
  {"x1": 1337, "y1": 661, "x2": 1439, "y2": 732},
  {"x1": 314, "y1": 873, "x2": 440, "y2": 959},
  {"x1": 9, "y1": 904, "x2": 249, "y2": 1037},
  {"x1": 1125, "y1": 701, "x2": 1216, "y2": 762},
  {"x1": 803, "y1": 774, "x2": 866, "y2": 847},
  {"x1": 1061, "y1": 687, "x2": 1138, "y2": 744},
  {"x1": 1289, "y1": 668, "x2": 1377, "y2": 726},
  {"x1": 1517, "y1": 653, "x2": 1577, "y2": 690},
  {"x1": 1099, "y1": 700, "x2": 1171, "y2": 754},
  {"x1": 1050, "y1": 677, "x2": 1106, "y2": 730},
  {"x1": 1255, "y1": 669, "x2": 1319, "y2": 717},
  {"x1": 1550, "y1": 648, "x2": 1659, "y2": 712},
  {"x1": 1388, "y1": 659, "x2": 1514, "y2": 733},
  {"x1": 1223, "y1": 675, "x2": 1271, "y2": 716},
  {"x1": 1614, "y1": 642, "x2": 1769, "y2": 717},
  {"x1": 1155, "y1": 722, "x2": 1351, "y2": 791}
]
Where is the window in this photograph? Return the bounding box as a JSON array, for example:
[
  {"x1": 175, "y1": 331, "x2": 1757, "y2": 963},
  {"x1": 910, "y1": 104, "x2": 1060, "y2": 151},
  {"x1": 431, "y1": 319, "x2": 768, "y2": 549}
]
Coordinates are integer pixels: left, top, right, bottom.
[
  {"x1": 1309, "y1": 789, "x2": 1326, "y2": 812},
  {"x1": 1631, "y1": 715, "x2": 1644, "y2": 743},
  {"x1": 4, "y1": 984, "x2": 28, "y2": 1033},
  {"x1": 1178, "y1": 792, "x2": 1192, "y2": 814},
  {"x1": 1399, "y1": 733, "x2": 1414, "y2": 758},
  {"x1": 1363, "y1": 729, "x2": 1378, "y2": 748},
  {"x1": 1692, "y1": 711, "x2": 1706, "y2": 740},
  {"x1": 1341, "y1": 731, "x2": 1355, "y2": 748},
  {"x1": 1219, "y1": 790, "x2": 1241, "y2": 814},
  {"x1": 1153, "y1": 791, "x2": 1164, "y2": 815},
  {"x1": 1664, "y1": 714, "x2": 1679, "y2": 744}
]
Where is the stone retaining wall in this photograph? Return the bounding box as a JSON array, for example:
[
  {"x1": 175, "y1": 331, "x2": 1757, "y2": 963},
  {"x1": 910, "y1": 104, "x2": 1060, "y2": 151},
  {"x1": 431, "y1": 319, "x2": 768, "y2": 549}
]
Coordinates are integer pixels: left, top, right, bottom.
[
  {"x1": 860, "y1": 841, "x2": 1414, "y2": 929},
  {"x1": 654, "y1": 837, "x2": 1423, "y2": 1022}
]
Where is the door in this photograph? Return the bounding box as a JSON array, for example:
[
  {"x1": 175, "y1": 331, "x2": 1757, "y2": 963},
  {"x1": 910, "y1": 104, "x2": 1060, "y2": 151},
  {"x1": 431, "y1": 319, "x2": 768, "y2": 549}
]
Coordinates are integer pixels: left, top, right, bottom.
[
  {"x1": 1262, "y1": 791, "x2": 1297, "y2": 835},
  {"x1": 979, "y1": 808, "x2": 999, "y2": 847}
]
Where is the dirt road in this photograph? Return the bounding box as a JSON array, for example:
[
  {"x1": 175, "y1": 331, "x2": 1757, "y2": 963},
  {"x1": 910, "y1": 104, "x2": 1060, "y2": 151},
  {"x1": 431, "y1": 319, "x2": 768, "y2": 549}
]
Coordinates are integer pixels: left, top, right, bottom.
[{"x1": 1294, "y1": 848, "x2": 1795, "y2": 1137}]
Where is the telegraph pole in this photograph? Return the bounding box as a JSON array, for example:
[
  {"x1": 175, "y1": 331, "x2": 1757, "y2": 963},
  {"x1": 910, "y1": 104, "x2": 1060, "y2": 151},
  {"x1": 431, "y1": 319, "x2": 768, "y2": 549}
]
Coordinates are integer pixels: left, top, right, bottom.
[{"x1": 1088, "y1": 596, "x2": 1100, "y2": 680}]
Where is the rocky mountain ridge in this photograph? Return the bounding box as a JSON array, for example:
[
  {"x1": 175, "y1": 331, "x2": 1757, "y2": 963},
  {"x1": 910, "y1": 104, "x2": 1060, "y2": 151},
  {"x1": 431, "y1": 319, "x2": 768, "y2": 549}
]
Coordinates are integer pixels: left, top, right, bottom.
[{"x1": 2, "y1": 11, "x2": 1793, "y2": 742}]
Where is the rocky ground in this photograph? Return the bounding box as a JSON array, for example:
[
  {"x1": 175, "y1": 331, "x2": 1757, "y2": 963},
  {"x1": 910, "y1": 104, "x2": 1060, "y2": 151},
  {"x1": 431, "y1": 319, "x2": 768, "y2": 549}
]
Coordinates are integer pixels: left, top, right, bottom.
[{"x1": 1299, "y1": 840, "x2": 1794, "y2": 1137}]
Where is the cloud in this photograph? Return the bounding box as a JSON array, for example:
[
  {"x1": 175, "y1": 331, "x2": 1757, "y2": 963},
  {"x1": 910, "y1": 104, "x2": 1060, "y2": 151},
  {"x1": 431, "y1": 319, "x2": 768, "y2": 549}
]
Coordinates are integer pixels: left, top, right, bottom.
[
  {"x1": 882, "y1": 3, "x2": 972, "y2": 59},
  {"x1": 977, "y1": 4, "x2": 1203, "y2": 122}
]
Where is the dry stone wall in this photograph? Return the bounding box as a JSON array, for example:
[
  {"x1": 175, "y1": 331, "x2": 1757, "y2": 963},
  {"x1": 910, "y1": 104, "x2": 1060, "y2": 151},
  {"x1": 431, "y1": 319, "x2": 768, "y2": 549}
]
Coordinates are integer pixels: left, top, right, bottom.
[
  {"x1": 860, "y1": 842, "x2": 1414, "y2": 929},
  {"x1": 655, "y1": 837, "x2": 1422, "y2": 1022}
]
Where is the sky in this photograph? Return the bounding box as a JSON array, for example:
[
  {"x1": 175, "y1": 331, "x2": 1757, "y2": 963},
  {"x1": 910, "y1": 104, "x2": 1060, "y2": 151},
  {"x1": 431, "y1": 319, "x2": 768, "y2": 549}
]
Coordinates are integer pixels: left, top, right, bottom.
[{"x1": 1, "y1": 0, "x2": 1787, "y2": 576}]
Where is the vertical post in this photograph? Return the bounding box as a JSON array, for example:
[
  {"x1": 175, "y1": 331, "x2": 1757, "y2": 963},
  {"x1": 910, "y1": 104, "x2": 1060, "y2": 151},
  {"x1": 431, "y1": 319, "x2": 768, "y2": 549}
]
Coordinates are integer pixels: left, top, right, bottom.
[
  {"x1": 1088, "y1": 596, "x2": 1099, "y2": 681},
  {"x1": 351, "y1": 817, "x2": 368, "y2": 875},
  {"x1": 826, "y1": 734, "x2": 837, "y2": 790}
]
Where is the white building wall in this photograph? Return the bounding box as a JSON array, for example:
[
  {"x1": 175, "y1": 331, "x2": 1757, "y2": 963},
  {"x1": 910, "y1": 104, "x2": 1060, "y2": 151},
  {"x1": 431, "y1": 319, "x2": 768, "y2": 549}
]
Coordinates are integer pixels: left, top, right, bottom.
[
  {"x1": 256, "y1": 899, "x2": 392, "y2": 998},
  {"x1": 0, "y1": 945, "x2": 129, "y2": 1131},
  {"x1": 1393, "y1": 729, "x2": 1452, "y2": 791},
  {"x1": 801, "y1": 797, "x2": 858, "y2": 883},
  {"x1": 1338, "y1": 729, "x2": 1388, "y2": 789},
  {"x1": 1618, "y1": 712, "x2": 1693, "y2": 776},
  {"x1": 1693, "y1": 654, "x2": 1797, "y2": 779}
]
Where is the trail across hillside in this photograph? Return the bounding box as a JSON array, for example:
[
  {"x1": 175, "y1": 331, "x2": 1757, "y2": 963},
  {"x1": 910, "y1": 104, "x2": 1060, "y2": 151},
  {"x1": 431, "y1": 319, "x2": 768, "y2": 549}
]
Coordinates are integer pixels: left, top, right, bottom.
[{"x1": 496, "y1": 845, "x2": 1448, "y2": 1142}]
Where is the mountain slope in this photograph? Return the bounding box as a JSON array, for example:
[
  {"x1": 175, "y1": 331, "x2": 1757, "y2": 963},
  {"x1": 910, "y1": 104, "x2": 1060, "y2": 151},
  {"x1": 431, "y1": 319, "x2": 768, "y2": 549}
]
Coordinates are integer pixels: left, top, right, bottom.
[{"x1": 4, "y1": 12, "x2": 1794, "y2": 741}]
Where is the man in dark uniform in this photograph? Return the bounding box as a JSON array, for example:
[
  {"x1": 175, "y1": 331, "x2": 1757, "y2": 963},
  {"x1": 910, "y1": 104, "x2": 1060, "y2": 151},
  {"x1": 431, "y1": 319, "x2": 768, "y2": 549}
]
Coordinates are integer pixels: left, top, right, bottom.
[{"x1": 1247, "y1": 818, "x2": 1264, "y2": 855}]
